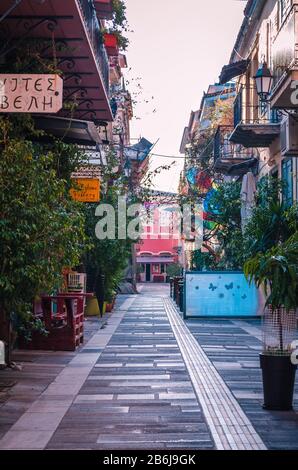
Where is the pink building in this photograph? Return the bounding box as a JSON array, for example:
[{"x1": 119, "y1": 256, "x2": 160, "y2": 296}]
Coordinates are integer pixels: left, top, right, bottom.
[{"x1": 135, "y1": 204, "x2": 181, "y2": 283}]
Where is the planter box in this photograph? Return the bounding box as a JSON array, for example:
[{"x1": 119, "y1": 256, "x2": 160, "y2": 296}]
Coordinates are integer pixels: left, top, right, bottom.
[
  {"x1": 105, "y1": 302, "x2": 113, "y2": 313},
  {"x1": 260, "y1": 353, "x2": 297, "y2": 410},
  {"x1": 104, "y1": 33, "x2": 119, "y2": 56}
]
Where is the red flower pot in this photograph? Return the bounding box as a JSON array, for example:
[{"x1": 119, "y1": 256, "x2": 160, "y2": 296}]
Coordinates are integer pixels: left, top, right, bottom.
[{"x1": 104, "y1": 33, "x2": 119, "y2": 56}]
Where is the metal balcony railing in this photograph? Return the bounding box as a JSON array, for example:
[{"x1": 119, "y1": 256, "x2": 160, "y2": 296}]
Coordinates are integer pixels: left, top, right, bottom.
[
  {"x1": 214, "y1": 125, "x2": 255, "y2": 162},
  {"x1": 233, "y1": 86, "x2": 282, "y2": 128},
  {"x1": 77, "y1": 0, "x2": 109, "y2": 94}
]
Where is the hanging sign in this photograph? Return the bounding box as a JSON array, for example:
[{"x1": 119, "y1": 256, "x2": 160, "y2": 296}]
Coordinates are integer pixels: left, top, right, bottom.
[
  {"x1": 70, "y1": 178, "x2": 100, "y2": 203},
  {"x1": 0, "y1": 74, "x2": 63, "y2": 113}
]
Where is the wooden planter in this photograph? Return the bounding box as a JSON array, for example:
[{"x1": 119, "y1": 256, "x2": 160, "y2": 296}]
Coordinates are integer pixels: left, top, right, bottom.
[{"x1": 19, "y1": 294, "x2": 85, "y2": 352}]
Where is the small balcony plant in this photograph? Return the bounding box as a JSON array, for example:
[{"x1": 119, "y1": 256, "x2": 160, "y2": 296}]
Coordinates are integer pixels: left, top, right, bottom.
[
  {"x1": 244, "y1": 232, "x2": 298, "y2": 410},
  {"x1": 103, "y1": 29, "x2": 129, "y2": 54}
]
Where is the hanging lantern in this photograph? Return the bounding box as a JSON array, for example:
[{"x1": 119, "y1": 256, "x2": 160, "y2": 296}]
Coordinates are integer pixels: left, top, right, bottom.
[
  {"x1": 203, "y1": 189, "x2": 220, "y2": 215},
  {"x1": 196, "y1": 170, "x2": 212, "y2": 191},
  {"x1": 254, "y1": 62, "x2": 273, "y2": 102},
  {"x1": 186, "y1": 168, "x2": 198, "y2": 185},
  {"x1": 204, "y1": 220, "x2": 217, "y2": 231}
]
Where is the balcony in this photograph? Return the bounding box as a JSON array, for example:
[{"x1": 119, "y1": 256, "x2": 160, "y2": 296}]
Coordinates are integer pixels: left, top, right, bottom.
[
  {"x1": 229, "y1": 87, "x2": 281, "y2": 147},
  {"x1": 0, "y1": 0, "x2": 113, "y2": 122},
  {"x1": 214, "y1": 125, "x2": 258, "y2": 176},
  {"x1": 270, "y1": 2, "x2": 298, "y2": 108}
]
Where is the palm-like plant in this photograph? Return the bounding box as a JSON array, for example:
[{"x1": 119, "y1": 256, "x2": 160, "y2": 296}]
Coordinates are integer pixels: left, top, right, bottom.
[{"x1": 244, "y1": 232, "x2": 298, "y2": 352}]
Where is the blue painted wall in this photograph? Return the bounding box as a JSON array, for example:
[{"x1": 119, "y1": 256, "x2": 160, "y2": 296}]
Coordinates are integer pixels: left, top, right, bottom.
[{"x1": 185, "y1": 272, "x2": 264, "y2": 317}]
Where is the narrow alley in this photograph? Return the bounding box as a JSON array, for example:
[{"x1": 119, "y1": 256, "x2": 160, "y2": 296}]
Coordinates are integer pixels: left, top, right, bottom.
[{"x1": 1, "y1": 285, "x2": 297, "y2": 451}]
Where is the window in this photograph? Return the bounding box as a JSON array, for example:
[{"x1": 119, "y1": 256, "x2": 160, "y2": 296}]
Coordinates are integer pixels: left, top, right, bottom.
[
  {"x1": 279, "y1": 0, "x2": 292, "y2": 26},
  {"x1": 138, "y1": 264, "x2": 145, "y2": 273},
  {"x1": 161, "y1": 264, "x2": 165, "y2": 274},
  {"x1": 153, "y1": 264, "x2": 159, "y2": 273},
  {"x1": 282, "y1": 158, "x2": 293, "y2": 207}
]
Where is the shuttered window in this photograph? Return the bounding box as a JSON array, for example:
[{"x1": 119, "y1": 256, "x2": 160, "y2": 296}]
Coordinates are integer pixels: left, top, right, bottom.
[
  {"x1": 282, "y1": 158, "x2": 293, "y2": 208},
  {"x1": 279, "y1": 0, "x2": 292, "y2": 25}
]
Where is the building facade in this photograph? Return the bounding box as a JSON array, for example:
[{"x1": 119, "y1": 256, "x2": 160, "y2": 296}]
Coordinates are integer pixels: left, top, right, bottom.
[
  {"x1": 219, "y1": 0, "x2": 298, "y2": 204},
  {"x1": 135, "y1": 202, "x2": 180, "y2": 283}
]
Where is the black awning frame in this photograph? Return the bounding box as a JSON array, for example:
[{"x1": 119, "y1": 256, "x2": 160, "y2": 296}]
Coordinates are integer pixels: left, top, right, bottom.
[{"x1": 219, "y1": 59, "x2": 250, "y2": 85}]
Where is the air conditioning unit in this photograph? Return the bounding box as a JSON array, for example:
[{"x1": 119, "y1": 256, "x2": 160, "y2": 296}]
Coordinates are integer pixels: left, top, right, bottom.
[{"x1": 280, "y1": 115, "x2": 298, "y2": 156}]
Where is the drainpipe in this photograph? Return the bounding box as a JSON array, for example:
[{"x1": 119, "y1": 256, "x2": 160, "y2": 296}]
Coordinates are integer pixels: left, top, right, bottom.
[{"x1": 0, "y1": 0, "x2": 23, "y2": 24}]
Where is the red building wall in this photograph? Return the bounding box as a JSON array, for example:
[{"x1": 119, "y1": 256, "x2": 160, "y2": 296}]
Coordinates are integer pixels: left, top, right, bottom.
[{"x1": 135, "y1": 205, "x2": 180, "y2": 282}]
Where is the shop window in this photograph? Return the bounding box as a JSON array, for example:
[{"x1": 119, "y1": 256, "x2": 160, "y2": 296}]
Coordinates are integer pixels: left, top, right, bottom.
[
  {"x1": 152, "y1": 264, "x2": 159, "y2": 274},
  {"x1": 282, "y1": 158, "x2": 293, "y2": 208}
]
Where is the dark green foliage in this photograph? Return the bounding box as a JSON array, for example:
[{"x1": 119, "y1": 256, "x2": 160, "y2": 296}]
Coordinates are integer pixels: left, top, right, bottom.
[
  {"x1": 0, "y1": 117, "x2": 86, "y2": 336},
  {"x1": 191, "y1": 251, "x2": 218, "y2": 271},
  {"x1": 166, "y1": 263, "x2": 182, "y2": 278},
  {"x1": 203, "y1": 181, "x2": 244, "y2": 270},
  {"x1": 244, "y1": 232, "x2": 298, "y2": 312}
]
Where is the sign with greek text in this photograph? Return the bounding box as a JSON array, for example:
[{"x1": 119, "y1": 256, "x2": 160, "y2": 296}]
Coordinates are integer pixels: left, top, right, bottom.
[
  {"x1": 0, "y1": 74, "x2": 63, "y2": 113},
  {"x1": 70, "y1": 178, "x2": 100, "y2": 203}
]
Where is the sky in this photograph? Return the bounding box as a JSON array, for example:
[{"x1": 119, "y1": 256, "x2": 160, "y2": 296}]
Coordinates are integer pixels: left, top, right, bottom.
[{"x1": 124, "y1": 0, "x2": 246, "y2": 193}]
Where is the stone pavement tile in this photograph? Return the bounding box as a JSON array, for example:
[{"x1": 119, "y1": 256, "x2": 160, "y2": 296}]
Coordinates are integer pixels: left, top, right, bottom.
[
  {"x1": 0, "y1": 430, "x2": 53, "y2": 450},
  {"x1": 44, "y1": 285, "x2": 215, "y2": 450},
  {"x1": 28, "y1": 399, "x2": 73, "y2": 412},
  {"x1": 74, "y1": 395, "x2": 114, "y2": 403},
  {"x1": 10, "y1": 410, "x2": 65, "y2": 431},
  {"x1": 185, "y1": 316, "x2": 298, "y2": 450},
  {"x1": 116, "y1": 394, "x2": 155, "y2": 400}
]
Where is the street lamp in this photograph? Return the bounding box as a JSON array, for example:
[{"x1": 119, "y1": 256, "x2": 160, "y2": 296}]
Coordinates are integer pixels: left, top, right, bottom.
[{"x1": 254, "y1": 62, "x2": 273, "y2": 102}]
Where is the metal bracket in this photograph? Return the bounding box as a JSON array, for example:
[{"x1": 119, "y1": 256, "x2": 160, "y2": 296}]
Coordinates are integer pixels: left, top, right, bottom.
[{"x1": 0, "y1": 16, "x2": 59, "y2": 57}]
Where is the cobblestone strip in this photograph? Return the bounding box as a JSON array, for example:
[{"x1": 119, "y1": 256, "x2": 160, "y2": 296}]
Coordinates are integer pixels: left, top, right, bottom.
[
  {"x1": 0, "y1": 299, "x2": 135, "y2": 450},
  {"x1": 164, "y1": 298, "x2": 267, "y2": 450}
]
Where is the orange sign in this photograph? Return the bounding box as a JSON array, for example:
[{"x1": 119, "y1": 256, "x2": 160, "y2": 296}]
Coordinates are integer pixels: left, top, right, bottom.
[
  {"x1": 70, "y1": 178, "x2": 100, "y2": 203},
  {"x1": 0, "y1": 74, "x2": 63, "y2": 113}
]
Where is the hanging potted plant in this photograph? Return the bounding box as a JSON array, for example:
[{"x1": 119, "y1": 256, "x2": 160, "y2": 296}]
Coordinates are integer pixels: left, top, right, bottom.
[
  {"x1": 103, "y1": 28, "x2": 129, "y2": 56},
  {"x1": 244, "y1": 233, "x2": 298, "y2": 410}
]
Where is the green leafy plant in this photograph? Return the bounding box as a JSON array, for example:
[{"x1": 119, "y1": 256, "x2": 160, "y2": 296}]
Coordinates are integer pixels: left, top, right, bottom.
[
  {"x1": 244, "y1": 234, "x2": 298, "y2": 311},
  {"x1": 0, "y1": 117, "x2": 87, "y2": 363},
  {"x1": 166, "y1": 263, "x2": 182, "y2": 278},
  {"x1": 244, "y1": 233, "x2": 298, "y2": 352}
]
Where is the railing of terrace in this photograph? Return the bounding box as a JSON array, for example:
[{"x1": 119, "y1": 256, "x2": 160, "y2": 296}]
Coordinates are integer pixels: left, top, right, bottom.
[
  {"x1": 77, "y1": 0, "x2": 110, "y2": 94},
  {"x1": 233, "y1": 86, "x2": 282, "y2": 127},
  {"x1": 214, "y1": 125, "x2": 256, "y2": 162}
]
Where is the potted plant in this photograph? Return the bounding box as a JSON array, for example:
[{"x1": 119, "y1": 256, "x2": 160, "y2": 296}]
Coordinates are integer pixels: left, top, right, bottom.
[
  {"x1": 103, "y1": 32, "x2": 119, "y2": 56},
  {"x1": 244, "y1": 233, "x2": 298, "y2": 410},
  {"x1": 105, "y1": 288, "x2": 116, "y2": 313}
]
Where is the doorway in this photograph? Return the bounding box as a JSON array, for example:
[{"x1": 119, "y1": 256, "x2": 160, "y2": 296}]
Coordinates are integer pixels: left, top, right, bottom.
[{"x1": 145, "y1": 264, "x2": 151, "y2": 282}]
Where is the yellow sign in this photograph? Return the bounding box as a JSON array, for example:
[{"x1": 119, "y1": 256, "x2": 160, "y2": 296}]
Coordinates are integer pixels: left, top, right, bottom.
[{"x1": 70, "y1": 178, "x2": 100, "y2": 202}]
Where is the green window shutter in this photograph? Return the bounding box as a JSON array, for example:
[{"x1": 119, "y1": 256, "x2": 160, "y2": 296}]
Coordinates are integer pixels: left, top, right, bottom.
[{"x1": 282, "y1": 158, "x2": 293, "y2": 207}]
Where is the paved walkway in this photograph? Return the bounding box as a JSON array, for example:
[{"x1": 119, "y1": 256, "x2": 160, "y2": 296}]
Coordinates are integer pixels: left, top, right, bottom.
[
  {"x1": 185, "y1": 317, "x2": 298, "y2": 450},
  {"x1": 0, "y1": 284, "x2": 296, "y2": 450}
]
